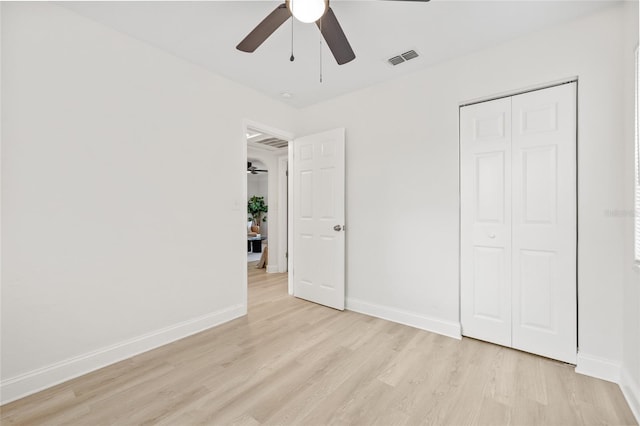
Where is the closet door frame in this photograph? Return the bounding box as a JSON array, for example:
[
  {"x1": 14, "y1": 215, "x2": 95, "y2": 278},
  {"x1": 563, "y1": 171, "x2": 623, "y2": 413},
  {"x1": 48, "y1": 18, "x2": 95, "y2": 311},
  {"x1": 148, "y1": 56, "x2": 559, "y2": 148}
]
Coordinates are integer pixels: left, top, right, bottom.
[{"x1": 459, "y1": 79, "x2": 578, "y2": 364}]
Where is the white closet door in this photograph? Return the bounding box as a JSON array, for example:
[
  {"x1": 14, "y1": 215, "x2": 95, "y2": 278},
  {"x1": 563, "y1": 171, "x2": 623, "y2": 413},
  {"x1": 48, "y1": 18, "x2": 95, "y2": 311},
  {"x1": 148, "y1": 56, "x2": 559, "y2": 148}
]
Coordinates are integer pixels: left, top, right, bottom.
[
  {"x1": 460, "y1": 97, "x2": 513, "y2": 347},
  {"x1": 511, "y1": 83, "x2": 577, "y2": 363}
]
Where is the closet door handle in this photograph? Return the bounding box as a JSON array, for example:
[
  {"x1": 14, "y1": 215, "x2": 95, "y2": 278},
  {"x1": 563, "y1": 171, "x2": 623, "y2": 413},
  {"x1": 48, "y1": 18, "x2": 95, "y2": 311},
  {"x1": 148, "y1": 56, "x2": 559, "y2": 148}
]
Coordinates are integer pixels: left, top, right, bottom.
[{"x1": 488, "y1": 233, "x2": 496, "y2": 239}]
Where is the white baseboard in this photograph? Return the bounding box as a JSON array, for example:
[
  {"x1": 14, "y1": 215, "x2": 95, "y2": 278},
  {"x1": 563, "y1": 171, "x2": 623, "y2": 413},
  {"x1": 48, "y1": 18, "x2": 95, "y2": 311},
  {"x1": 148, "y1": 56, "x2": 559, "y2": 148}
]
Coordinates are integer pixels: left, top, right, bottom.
[
  {"x1": 0, "y1": 304, "x2": 245, "y2": 405},
  {"x1": 621, "y1": 368, "x2": 640, "y2": 424},
  {"x1": 346, "y1": 298, "x2": 461, "y2": 340},
  {"x1": 575, "y1": 352, "x2": 621, "y2": 383},
  {"x1": 266, "y1": 265, "x2": 279, "y2": 273}
]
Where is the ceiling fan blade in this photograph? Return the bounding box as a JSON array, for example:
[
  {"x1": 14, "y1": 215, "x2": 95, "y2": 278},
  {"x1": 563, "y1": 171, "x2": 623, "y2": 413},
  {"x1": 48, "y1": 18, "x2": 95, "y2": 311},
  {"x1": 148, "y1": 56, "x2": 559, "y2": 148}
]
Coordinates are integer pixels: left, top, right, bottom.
[
  {"x1": 237, "y1": 3, "x2": 292, "y2": 53},
  {"x1": 316, "y1": 8, "x2": 355, "y2": 65}
]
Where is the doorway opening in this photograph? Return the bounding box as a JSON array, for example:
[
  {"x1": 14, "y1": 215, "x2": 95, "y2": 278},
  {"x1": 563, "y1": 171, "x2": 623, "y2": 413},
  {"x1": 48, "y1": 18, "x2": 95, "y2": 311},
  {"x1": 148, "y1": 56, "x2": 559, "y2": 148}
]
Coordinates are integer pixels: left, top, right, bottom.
[
  {"x1": 243, "y1": 120, "x2": 293, "y2": 308},
  {"x1": 242, "y1": 123, "x2": 347, "y2": 312},
  {"x1": 247, "y1": 157, "x2": 268, "y2": 264}
]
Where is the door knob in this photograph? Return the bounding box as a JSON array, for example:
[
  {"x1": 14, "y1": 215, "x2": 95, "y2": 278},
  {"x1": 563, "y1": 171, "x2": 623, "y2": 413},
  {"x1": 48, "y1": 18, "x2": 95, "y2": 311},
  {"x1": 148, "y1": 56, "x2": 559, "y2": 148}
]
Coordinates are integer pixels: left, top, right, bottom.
[
  {"x1": 489, "y1": 233, "x2": 496, "y2": 239},
  {"x1": 333, "y1": 225, "x2": 342, "y2": 231}
]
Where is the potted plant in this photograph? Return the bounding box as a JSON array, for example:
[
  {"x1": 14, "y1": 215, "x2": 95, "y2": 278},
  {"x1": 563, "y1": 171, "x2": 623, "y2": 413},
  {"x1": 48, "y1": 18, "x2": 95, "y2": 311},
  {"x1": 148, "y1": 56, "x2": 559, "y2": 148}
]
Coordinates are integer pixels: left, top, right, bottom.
[{"x1": 248, "y1": 196, "x2": 268, "y2": 233}]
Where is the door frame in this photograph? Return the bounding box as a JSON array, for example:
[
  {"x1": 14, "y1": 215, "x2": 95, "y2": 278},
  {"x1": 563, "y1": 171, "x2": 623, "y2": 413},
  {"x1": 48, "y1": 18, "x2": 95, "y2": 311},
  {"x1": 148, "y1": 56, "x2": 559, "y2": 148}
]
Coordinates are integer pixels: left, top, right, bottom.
[
  {"x1": 241, "y1": 119, "x2": 295, "y2": 306},
  {"x1": 277, "y1": 155, "x2": 289, "y2": 275},
  {"x1": 288, "y1": 141, "x2": 294, "y2": 295}
]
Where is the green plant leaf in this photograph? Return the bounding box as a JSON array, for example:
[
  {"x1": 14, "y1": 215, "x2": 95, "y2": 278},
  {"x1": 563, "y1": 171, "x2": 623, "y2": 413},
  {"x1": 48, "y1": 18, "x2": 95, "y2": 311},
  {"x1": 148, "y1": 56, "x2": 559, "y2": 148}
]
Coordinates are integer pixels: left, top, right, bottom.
[{"x1": 248, "y1": 196, "x2": 268, "y2": 224}]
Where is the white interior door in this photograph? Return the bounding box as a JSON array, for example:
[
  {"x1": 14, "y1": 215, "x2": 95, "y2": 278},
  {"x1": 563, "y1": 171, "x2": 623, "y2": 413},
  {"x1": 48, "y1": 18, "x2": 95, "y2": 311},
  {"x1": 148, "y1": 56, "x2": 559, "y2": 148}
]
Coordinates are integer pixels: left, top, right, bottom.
[
  {"x1": 511, "y1": 83, "x2": 577, "y2": 363},
  {"x1": 460, "y1": 83, "x2": 577, "y2": 364},
  {"x1": 292, "y1": 128, "x2": 345, "y2": 310},
  {"x1": 460, "y1": 97, "x2": 513, "y2": 347}
]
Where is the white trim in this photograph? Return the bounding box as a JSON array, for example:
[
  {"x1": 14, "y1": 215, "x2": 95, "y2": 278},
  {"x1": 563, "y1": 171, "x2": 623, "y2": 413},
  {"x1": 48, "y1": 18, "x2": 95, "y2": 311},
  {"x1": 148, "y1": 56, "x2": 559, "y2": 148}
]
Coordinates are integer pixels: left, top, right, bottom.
[
  {"x1": 346, "y1": 298, "x2": 462, "y2": 340},
  {"x1": 240, "y1": 120, "x2": 249, "y2": 312},
  {"x1": 0, "y1": 304, "x2": 245, "y2": 405},
  {"x1": 459, "y1": 76, "x2": 578, "y2": 107},
  {"x1": 287, "y1": 140, "x2": 294, "y2": 296},
  {"x1": 266, "y1": 265, "x2": 279, "y2": 273},
  {"x1": 621, "y1": 368, "x2": 640, "y2": 424},
  {"x1": 634, "y1": 45, "x2": 639, "y2": 263},
  {"x1": 575, "y1": 352, "x2": 621, "y2": 383},
  {"x1": 277, "y1": 155, "x2": 289, "y2": 273}
]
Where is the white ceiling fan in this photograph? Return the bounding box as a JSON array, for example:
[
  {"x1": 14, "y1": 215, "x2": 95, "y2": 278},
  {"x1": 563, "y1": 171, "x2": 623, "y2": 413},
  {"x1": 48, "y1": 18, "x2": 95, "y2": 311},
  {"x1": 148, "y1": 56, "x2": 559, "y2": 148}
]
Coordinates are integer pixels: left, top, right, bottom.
[{"x1": 236, "y1": 0, "x2": 431, "y2": 65}]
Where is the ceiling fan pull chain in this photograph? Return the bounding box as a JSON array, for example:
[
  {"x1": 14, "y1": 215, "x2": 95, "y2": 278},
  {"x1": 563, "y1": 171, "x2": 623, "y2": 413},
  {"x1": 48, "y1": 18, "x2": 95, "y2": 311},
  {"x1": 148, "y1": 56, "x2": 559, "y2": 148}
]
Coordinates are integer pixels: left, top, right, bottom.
[{"x1": 290, "y1": 16, "x2": 295, "y2": 62}]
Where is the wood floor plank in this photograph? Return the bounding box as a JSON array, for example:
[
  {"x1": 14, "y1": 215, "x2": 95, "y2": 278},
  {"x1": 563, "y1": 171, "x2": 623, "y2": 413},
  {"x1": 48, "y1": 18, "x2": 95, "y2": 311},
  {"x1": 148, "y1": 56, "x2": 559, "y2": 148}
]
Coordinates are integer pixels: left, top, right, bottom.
[{"x1": 1, "y1": 265, "x2": 637, "y2": 425}]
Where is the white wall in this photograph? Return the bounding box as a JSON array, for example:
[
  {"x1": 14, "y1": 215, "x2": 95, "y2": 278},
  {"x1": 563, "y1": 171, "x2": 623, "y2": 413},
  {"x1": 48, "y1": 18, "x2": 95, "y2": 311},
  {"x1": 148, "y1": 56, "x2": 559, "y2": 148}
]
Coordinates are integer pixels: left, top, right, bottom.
[
  {"x1": 621, "y1": 1, "x2": 640, "y2": 420},
  {"x1": 297, "y1": 3, "x2": 635, "y2": 381},
  {"x1": 0, "y1": 2, "x2": 296, "y2": 403}
]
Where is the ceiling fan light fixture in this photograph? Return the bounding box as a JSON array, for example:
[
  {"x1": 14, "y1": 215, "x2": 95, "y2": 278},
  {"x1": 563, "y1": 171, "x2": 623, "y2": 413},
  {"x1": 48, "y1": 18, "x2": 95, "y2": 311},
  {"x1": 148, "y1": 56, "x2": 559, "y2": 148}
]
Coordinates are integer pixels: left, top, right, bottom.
[{"x1": 287, "y1": 0, "x2": 328, "y2": 24}]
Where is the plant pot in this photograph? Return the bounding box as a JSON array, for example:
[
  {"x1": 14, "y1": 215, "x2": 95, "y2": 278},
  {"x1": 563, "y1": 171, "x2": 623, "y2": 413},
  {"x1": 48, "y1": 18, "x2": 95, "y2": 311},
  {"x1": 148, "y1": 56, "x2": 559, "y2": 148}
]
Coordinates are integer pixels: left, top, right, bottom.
[{"x1": 251, "y1": 225, "x2": 260, "y2": 233}]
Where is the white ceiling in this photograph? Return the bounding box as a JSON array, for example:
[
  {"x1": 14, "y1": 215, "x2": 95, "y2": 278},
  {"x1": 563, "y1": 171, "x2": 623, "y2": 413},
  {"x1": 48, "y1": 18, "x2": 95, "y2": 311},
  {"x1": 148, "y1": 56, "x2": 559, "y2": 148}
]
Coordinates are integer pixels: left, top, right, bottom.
[
  {"x1": 62, "y1": 1, "x2": 618, "y2": 108},
  {"x1": 247, "y1": 158, "x2": 267, "y2": 169}
]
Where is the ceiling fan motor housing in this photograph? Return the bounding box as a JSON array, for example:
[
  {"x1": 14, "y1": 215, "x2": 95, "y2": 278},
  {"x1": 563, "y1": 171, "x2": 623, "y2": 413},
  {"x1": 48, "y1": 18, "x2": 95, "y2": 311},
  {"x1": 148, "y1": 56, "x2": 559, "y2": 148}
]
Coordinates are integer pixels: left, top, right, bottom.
[{"x1": 286, "y1": 0, "x2": 329, "y2": 23}]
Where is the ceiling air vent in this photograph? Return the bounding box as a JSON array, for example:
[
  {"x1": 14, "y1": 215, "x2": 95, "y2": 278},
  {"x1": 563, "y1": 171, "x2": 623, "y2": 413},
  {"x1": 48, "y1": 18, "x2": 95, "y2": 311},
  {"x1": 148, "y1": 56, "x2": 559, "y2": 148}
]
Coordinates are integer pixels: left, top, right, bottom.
[
  {"x1": 247, "y1": 128, "x2": 288, "y2": 151},
  {"x1": 387, "y1": 50, "x2": 419, "y2": 66},
  {"x1": 388, "y1": 55, "x2": 405, "y2": 66},
  {"x1": 256, "y1": 137, "x2": 288, "y2": 149},
  {"x1": 402, "y1": 50, "x2": 419, "y2": 61}
]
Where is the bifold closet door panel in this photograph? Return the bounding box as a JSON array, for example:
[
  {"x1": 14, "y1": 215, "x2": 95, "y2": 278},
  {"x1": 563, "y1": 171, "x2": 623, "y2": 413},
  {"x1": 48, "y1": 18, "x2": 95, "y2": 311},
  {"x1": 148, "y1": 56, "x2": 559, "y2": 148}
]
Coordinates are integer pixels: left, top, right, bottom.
[
  {"x1": 460, "y1": 97, "x2": 513, "y2": 347},
  {"x1": 511, "y1": 83, "x2": 577, "y2": 364}
]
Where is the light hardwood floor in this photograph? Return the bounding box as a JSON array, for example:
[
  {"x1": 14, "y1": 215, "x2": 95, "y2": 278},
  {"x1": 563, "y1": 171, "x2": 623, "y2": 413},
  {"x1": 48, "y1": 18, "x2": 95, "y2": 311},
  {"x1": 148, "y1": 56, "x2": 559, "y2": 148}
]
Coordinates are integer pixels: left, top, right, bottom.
[{"x1": 1, "y1": 264, "x2": 637, "y2": 425}]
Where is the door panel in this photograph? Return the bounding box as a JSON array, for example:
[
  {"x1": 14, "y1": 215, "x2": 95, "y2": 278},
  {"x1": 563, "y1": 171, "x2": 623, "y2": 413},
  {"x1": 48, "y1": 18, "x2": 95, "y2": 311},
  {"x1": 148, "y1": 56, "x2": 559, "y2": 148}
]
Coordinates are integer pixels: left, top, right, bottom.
[
  {"x1": 472, "y1": 246, "x2": 507, "y2": 321},
  {"x1": 511, "y1": 83, "x2": 576, "y2": 363},
  {"x1": 475, "y1": 152, "x2": 505, "y2": 223},
  {"x1": 520, "y1": 102, "x2": 558, "y2": 134},
  {"x1": 519, "y1": 249, "x2": 556, "y2": 331},
  {"x1": 292, "y1": 128, "x2": 345, "y2": 310},
  {"x1": 300, "y1": 171, "x2": 313, "y2": 217},
  {"x1": 461, "y1": 97, "x2": 512, "y2": 347},
  {"x1": 522, "y1": 146, "x2": 557, "y2": 224}
]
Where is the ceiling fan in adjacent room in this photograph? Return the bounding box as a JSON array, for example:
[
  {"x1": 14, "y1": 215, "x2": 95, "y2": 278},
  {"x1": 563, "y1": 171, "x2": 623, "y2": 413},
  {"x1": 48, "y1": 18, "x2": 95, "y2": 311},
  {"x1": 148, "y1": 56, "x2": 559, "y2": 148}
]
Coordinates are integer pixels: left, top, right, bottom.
[
  {"x1": 236, "y1": 0, "x2": 430, "y2": 66},
  {"x1": 247, "y1": 162, "x2": 268, "y2": 174}
]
